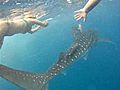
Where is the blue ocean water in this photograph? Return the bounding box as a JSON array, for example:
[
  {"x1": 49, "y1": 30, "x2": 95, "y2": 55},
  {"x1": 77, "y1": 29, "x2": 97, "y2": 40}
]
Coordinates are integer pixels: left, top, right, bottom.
[{"x1": 0, "y1": 0, "x2": 120, "y2": 90}]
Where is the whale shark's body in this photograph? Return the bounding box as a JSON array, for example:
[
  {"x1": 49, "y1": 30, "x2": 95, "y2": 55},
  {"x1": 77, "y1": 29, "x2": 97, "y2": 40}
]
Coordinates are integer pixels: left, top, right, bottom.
[{"x1": 0, "y1": 25, "x2": 99, "y2": 90}]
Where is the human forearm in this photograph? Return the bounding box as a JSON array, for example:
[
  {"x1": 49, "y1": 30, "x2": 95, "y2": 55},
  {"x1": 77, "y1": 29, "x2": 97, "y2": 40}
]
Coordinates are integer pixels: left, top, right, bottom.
[{"x1": 83, "y1": 0, "x2": 101, "y2": 13}]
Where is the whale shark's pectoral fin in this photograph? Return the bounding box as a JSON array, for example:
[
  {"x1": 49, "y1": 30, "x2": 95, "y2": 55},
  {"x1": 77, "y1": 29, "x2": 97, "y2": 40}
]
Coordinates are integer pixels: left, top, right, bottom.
[
  {"x1": 0, "y1": 64, "x2": 47, "y2": 90},
  {"x1": 98, "y1": 38, "x2": 116, "y2": 45}
]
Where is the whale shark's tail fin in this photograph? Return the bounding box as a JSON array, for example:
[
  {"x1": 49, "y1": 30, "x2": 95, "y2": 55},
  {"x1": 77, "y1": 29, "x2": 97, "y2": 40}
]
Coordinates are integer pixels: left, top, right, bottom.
[{"x1": 0, "y1": 64, "x2": 48, "y2": 90}]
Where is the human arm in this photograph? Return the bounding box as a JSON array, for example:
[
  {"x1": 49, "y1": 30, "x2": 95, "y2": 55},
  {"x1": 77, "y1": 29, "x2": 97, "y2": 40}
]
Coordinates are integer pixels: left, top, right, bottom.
[{"x1": 74, "y1": 0, "x2": 101, "y2": 21}]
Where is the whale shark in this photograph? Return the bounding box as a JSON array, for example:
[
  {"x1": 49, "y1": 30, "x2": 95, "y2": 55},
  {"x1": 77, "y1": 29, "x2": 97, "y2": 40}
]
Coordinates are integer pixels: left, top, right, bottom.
[{"x1": 0, "y1": 25, "x2": 99, "y2": 90}]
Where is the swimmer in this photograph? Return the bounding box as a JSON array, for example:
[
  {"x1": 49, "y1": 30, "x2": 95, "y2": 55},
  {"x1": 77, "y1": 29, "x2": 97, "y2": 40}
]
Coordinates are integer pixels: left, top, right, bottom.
[
  {"x1": 0, "y1": 16, "x2": 48, "y2": 48},
  {"x1": 74, "y1": 0, "x2": 101, "y2": 21}
]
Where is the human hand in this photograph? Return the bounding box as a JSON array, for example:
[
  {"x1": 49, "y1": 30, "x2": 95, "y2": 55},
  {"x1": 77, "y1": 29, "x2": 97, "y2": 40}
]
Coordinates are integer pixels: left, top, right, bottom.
[
  {"x1": 74, "y1": 9, "x2": 88, "y2": 22},
  {"x1": 42, "y1": 20, "x2": 48, "y2": 27}
]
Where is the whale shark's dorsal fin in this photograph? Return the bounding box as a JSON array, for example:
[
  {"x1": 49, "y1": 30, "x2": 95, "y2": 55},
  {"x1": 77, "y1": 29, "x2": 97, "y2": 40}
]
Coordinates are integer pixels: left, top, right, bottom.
[
  {"x1": 0, "y1": 65, "x2": 47, "y2": 90},
  {"x1": 59, "y1": 52, "x2": 65, "y2": 60},
  {"x1": 41, "y1": 84, "x2": 48, "y2": 90}
]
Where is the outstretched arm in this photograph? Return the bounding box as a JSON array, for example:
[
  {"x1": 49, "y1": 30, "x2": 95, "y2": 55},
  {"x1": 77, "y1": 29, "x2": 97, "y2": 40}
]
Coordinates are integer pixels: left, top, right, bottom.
[
  {"x1": 82, "y1": 0, "x2": 101, "y2": 13},
  {"x1": 74, "y1": 0, "x2": 101, "y2": 21}
]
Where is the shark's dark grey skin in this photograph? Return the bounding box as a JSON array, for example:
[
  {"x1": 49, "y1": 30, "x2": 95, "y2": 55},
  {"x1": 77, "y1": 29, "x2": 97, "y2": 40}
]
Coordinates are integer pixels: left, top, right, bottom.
[{"x1": 0, "y1": 25, "x2": 99, "y2": 90}]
